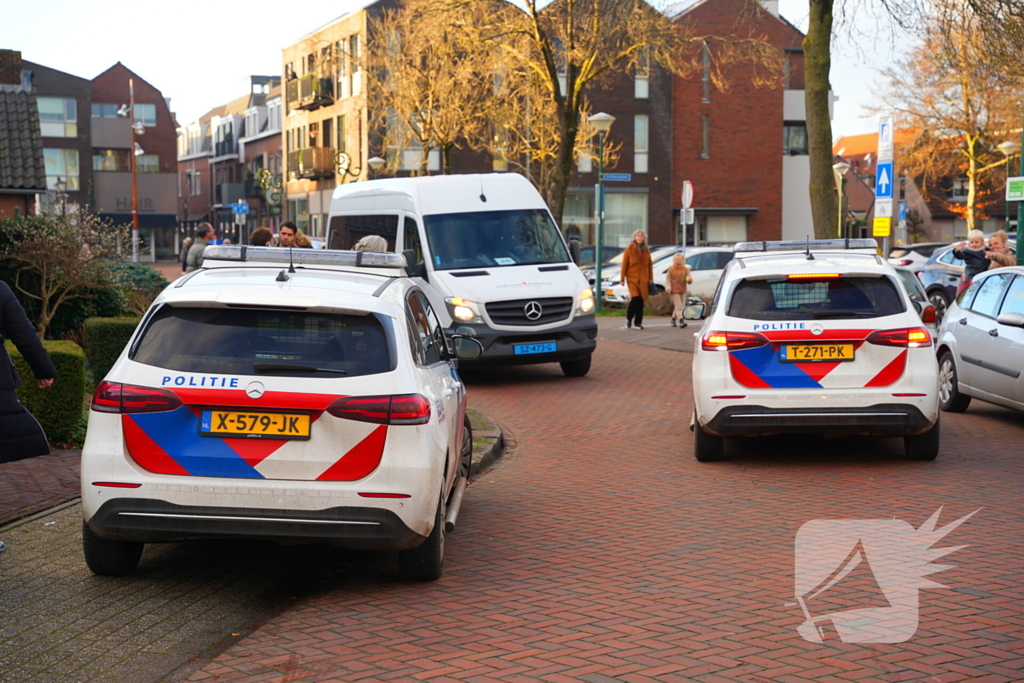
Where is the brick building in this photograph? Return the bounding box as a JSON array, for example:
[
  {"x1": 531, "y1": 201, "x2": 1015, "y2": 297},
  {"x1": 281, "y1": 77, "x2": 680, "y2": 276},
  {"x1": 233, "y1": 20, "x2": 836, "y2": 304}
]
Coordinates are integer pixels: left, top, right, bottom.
[
  {"x1": 668, "y1": 0, "x2": 814, "y2": 244},
  {"x1": 0, "y1": 54, "x2": 46, "y2": 217}
]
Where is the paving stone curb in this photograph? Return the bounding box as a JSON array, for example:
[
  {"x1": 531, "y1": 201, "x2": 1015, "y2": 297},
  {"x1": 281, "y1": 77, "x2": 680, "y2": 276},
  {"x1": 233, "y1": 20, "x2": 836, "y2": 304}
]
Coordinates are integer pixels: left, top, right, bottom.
[{"x1": 467, "y1": 407, "x2": 505, "y2": 477}]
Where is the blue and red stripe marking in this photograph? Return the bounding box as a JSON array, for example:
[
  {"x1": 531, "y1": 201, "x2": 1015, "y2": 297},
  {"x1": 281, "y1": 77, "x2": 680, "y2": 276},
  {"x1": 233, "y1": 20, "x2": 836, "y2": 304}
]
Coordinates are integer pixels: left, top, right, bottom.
[{"x1": 122, "y1": 388, "x2": 386, "y2": 480}]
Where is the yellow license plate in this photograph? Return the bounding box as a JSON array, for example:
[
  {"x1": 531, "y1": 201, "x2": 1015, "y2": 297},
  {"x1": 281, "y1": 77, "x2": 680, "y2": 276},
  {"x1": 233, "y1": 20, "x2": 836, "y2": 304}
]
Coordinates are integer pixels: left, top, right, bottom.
[
  {"x1": 605, "y1": 289, "x2": 615, "y2": 296},
  {"x1": 200, "y1": 410, "x2": 311, "y2": 440},
  {"x1": 781, "y1": 343, "x2": 855, "y2": 362}
]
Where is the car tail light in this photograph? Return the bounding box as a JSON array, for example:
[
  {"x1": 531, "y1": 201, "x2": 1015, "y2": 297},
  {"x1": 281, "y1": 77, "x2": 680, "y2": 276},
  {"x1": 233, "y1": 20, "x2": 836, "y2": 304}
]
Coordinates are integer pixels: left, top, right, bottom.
[
  {"x1": 921, "y1": 305, "x2": 937, "y2": 324},
  {"x1": 866, "y1": 327, "x2": 932, "y2": 348},
  {"x1": 894, "y1": 259, "x2": 913, "y2": 266},
  {"x1": 326, "y1": 394, "x2": 431, "y2": 425},
  {"x1": 701, "y1": 331, "x2": 770, "y2": 351},
  {"x1": 787, "y1": 273, "x2": 840, "y2": 279},
  {"x1": 91, "y1": 381, "x2": 183, "y2": 414}
]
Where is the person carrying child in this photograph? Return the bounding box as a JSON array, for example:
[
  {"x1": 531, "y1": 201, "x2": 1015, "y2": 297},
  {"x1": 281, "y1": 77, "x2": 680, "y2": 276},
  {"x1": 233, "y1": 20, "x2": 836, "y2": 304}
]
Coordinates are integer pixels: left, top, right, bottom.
[{"x1": 952, "y1": 229, "x2": 989, "y2": 295}]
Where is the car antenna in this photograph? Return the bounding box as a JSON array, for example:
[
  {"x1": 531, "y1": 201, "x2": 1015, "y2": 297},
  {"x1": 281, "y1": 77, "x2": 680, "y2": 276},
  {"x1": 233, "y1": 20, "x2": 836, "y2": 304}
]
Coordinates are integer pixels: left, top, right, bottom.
[
  {"x1": 805, "y1": 235, "x2": 814, "y2": 260},
  {"x1": 479, "y1": 175, "x2": 487, "y2": 203},
  {"x1": 288, "y1": 245, "x2": 296, "y2": 273}
]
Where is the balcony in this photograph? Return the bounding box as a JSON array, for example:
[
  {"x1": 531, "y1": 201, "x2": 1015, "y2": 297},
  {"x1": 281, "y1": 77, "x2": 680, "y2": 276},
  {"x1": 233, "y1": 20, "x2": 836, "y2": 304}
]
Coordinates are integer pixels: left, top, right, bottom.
[
  {"x1": 244, "y1": 178, "x2": 264, "y2": 199},
  {"x1": 285, "y1": 72, "x2": 334, "y2": 111},
  {"x1": 214, "y1": 138, "x2": 236, "y2": 158},
  {"x1": 215, "y1": 182, "x2": 245, "y2": 205},
  {"x1": 289, "y1": 147, "x2": 336, "y2": 180}
]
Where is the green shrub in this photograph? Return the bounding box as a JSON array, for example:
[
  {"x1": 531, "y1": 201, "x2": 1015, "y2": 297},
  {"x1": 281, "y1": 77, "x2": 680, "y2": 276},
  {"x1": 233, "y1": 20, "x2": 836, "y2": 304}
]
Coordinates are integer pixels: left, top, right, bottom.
[
  {"x1": 7, "y1": 340, "x2": 86, "y2": 445},
  {"x1": 84, "y1": 317, "x2": 141, "y2": 388}
]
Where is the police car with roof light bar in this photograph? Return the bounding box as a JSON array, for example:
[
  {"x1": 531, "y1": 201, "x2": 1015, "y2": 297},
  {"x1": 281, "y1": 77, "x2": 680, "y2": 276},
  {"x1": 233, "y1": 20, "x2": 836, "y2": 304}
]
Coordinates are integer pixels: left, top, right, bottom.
[
  {"x1": 684, "y1": 239, "x2": 940, "y2": 462},
  {"x1": 80, "y1": 245, "x2": 484, "y2": 580}
]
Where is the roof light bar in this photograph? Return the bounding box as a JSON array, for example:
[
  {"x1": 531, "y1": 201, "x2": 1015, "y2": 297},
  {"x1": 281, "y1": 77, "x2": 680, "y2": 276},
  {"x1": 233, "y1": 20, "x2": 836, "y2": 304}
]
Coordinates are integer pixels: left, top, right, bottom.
[
  {"x1": 203, "y1": 245, "x2": 407, "y2": 269},
  {"x1": 734, "y1": 239, "x2": 878, "y2": 253}
]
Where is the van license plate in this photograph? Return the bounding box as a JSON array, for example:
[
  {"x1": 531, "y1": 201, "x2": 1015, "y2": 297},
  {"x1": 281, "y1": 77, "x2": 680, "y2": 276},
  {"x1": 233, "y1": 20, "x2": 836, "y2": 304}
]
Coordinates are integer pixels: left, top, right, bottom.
[
  {"x1": 200, "y1": 410, "x2": 311, "y2": 440},
  {"x1": 514, "y1": 342, "x2": 557, "y2": 355},
  {"x1": 781, "y1": 343, "x2": 855, "y2": 362}
]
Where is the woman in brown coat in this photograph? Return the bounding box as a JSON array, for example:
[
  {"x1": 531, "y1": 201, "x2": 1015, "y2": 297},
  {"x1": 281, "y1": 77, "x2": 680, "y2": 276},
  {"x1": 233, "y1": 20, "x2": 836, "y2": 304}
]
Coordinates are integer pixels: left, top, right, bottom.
[{"x1": 619, "y1": 230, "x2": 654, "y2": 329}]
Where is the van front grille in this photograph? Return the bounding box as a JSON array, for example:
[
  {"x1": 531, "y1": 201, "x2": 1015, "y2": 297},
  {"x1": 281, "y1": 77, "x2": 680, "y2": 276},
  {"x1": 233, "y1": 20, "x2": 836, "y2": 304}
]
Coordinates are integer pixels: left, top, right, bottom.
[{"x1": 486, "y1": 297, "x2": 574, "y2": 326}]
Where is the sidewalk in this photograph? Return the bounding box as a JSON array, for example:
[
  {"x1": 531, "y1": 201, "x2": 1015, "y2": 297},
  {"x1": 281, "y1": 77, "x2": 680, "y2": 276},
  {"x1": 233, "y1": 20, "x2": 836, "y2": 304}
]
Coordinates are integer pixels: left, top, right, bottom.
[
  {"x1": 0, "y1": 449, "x2": 80, "y2": 526},
  {"x1": 597, "y1": 315, "x2": 697, "y2": 353}
]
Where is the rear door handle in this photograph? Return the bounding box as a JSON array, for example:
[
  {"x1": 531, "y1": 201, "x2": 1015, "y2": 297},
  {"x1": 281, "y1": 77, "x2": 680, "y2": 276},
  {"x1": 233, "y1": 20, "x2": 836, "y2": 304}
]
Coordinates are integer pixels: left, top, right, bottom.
[
  {"x1": 958, "y1": 318, "x2": 967, "y2": 325},
  {"x1": 989, "y1": 329, "x2": 999, "y2": 337}
]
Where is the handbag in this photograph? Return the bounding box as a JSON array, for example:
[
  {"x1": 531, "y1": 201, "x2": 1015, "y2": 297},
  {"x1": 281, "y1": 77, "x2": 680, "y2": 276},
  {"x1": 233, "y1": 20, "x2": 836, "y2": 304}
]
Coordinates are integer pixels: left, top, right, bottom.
[{"x1": 648, "y1": 282, "x2": 660, "y2": 297}]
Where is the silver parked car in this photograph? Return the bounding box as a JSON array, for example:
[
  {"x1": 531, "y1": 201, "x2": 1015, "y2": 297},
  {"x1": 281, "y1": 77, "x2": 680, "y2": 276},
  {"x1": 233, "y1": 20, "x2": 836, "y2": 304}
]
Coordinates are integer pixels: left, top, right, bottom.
[{"x1": 934, "y1": 266, "x2": 1024, "y2": 413}]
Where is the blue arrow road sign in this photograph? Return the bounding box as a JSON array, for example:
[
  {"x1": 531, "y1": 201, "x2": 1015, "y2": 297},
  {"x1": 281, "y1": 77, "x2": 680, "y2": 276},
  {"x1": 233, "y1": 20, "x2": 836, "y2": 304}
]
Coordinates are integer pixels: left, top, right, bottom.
[
  {"x1": 231, "y1": 201, "x2": 249, "y2": 215},
  {"x1": 875, "y1": 162, "x2": 894, "y2": 199}
]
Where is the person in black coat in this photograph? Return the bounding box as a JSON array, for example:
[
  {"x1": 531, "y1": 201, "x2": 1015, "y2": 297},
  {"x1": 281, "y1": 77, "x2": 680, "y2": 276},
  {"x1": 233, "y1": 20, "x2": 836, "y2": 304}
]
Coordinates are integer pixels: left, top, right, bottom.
[{"x1": 1, "y1": 280, "x2": 57, "y2": 464}]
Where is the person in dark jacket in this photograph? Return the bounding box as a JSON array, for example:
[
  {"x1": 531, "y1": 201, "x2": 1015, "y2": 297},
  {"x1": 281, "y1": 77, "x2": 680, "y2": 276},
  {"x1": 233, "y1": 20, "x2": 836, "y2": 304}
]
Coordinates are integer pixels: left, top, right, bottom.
[
  {"x1": 1, "y1": 280, "x2": 57, "y2": 464},
  {"x1": 179, "y1": 236, "x2": 193, "y2": 273}
]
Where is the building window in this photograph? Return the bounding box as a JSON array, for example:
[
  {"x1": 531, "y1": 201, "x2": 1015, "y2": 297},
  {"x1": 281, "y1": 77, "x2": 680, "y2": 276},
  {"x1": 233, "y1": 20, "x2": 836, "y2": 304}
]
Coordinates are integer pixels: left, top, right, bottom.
[
  {"x1": 43, "y1": 148, "x2": 80, "y2": 190},
  {"x1": 245, "y1": 109, "x2": 259, "y2": 137},
  {"x1": 701, "y1": 115, "x2": 710, "y2": 159},
  {"x1": 705, "y1": 215, "x2": 748, "y2": 244},
  {"x1": 783, "y1": 123, "x2": 808, "y2": 155},
  {"x1": 309, "y1": 121, "x2": 319, "y2": 147},
  {"x1": 267, "y1": 99, "x2": 282, "y2": 131},
  {"x1": 701, "y1": 45, "x2": 711, "y2": 104},
  {"x1": 337, "y1": 115, "x2": 346, "y2": 153},
  {"x1": 137, "y1": 154, "x2": 159, "y2": 173},
  {"x1": 605, "y1": 194, "x2": 649, "y2": 245},
  {"x1": 947, "y1": 177, "x2": 969, "y2": 200},
  {"x1": 322, "y1": 118, "x2": 333, "y2": 149},
  {"x1": 134, "y1": 103, "x2": 157, "y2": 127},
  {"x1": 93, "y1": 148, "x2": 130, "y2": 172},
  {"x1": 576, "y1": 145, "x2": 593, "y2": 174},
  {"x1": 493, "y1": 128, "x2": 509, "y2": 172},
  {"x1": 38, "y1": 97, "x2": 77, "y2": 138},
  {"x1": 635, "y1": 47, "x2": 650, "y2": 100},
  {"x1": 634, "y1": 115, "x2": 649, "y2": 174},
  {"x1": 91, "y1": 103, "x2": 119, "y2": 118}
]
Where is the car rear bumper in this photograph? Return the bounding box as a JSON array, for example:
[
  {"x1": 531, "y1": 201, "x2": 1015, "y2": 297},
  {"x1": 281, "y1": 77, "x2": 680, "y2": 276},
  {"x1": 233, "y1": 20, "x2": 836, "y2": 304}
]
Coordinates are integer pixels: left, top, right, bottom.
[
  {"x1": 448, "y1": 317, "x2": 597, "y2": 367},
  {"x1": 703, "y1": 403, "x2": 935, "y2": 438},
  {"x1": 86, "y1": 498, "x2": 426, "y2": 550}
]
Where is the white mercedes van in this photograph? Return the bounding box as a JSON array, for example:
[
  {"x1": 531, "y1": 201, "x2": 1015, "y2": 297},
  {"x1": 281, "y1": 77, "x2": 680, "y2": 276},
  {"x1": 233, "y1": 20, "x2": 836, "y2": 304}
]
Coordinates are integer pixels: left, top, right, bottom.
[{"x1": 327, "y1": 174, "x2": 598, "y2": 376}]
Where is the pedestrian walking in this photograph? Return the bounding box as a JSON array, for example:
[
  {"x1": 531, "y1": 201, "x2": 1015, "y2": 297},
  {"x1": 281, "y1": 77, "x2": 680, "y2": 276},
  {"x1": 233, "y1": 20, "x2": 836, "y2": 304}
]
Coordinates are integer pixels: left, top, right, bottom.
[
  {"x1": 619, "y1": 229, "x2": 654, "y2": 330},
  {"x1": 665, "y1": 252, "x2": 691, "y2": 328},
  {"x1": 986, "y1": 230, "x2": 1015, "y2": 270},
  {"x1": 179, "y1": 236, "x2": 192, "y2": 272},
  {"x1": 0, "y1": 281, "x2": 57, "y2": 465},
  {"x1": 250, "y1": 227, "x2": 272, "y2": 247},
  {"x1": 186, "y1": 223, "x2": 215, "y2": 272}
]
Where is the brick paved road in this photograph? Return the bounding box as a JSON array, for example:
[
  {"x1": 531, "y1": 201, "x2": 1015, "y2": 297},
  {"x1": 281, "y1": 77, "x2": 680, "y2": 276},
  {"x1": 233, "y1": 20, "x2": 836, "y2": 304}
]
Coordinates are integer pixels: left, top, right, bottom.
[
  {"x1": 0, "y1": 450, "x2": 81, "y2": 526},
  {"x1": 184, "y1": 339, "x2": 1024, "y2": 682}
]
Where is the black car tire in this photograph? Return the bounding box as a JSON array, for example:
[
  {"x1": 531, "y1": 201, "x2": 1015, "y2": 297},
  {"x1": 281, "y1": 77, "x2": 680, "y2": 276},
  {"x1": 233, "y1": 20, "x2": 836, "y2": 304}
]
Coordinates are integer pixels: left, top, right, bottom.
[
  {"x1": 938, "y1": 351, "x2": 971, "y2": 412},
  {"x1": 928, "y1": 289, "x2": 950, "y2": 323},
  {"x1": 82, "y1": 523, "x2": 143, "y2": 576},
  {"x1": 399, "y1": 491, "x2": 445, "y2": 582},
  {"x1": 560, "y1": 354, "x2": 592, "y2": 377},
  {"x1": 459, "y1": 414, "x2": 473, "y2": 480},
  {"x1": 905, "y1": 415, "x2": 940, "y2": 461},
  {"x1": 694, "y1": 417, "x2": 725, "y2": 462}
]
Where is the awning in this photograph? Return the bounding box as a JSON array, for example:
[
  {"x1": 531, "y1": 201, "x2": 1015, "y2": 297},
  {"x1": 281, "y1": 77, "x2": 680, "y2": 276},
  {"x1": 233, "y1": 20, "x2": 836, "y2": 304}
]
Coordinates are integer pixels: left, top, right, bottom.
[{"x1": 99, "y1": 213, "x2": 179, "y2": 229}]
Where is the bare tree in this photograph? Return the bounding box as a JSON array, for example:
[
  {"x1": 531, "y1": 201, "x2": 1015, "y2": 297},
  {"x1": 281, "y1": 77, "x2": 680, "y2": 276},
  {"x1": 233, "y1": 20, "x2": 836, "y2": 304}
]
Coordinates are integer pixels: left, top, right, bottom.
[
  {"x1": 0, "y1": 211, "x2": 129, "y2": 339},
  {"x1": 876, "y1": 0, "x2": 1024, "y2": 232}
]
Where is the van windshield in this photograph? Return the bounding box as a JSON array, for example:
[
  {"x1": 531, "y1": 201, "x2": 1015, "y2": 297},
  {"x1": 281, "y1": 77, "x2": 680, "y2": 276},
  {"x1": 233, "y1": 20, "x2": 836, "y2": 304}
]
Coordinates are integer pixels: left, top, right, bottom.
[{"x1": 423, "y1": 209, "x2": 570, "y2": 270}]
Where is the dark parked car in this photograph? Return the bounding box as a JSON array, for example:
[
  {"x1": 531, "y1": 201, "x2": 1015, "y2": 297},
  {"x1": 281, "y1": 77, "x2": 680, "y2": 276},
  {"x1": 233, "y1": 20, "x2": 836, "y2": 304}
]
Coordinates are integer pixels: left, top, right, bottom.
[
  {"x1": 578, "y1": 245, "x2": 624, "y2": 268},
  {"x1": 919, "y1": 243, "x2": 1017, "y2": 324}
]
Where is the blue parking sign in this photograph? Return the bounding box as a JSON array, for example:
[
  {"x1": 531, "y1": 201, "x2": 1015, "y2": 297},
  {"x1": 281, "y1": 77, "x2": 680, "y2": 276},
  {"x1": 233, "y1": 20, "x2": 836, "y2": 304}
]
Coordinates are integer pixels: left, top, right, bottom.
[{"x1": 875, "y1": 162, "x2": 894, "y2": 199}]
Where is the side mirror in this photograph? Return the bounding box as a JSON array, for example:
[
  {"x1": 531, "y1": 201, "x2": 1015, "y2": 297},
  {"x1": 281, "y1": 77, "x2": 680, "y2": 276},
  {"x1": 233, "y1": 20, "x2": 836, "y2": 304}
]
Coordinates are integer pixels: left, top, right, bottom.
[
  {"x1": 452, "y1": 336, "x2": 484, "y2": 359},
  {"x1": 997, "y1": 311, "x2": 1024, "y2": 328},
  {"x1": 567, "y1": 238, "x2": 581, "y2": 265},
  {"x1": 402, "y1": 249, "x2": 427, "y2": 280},
  {"x1": 682, "y1": 302, "x2": 707, "y2": 320}
]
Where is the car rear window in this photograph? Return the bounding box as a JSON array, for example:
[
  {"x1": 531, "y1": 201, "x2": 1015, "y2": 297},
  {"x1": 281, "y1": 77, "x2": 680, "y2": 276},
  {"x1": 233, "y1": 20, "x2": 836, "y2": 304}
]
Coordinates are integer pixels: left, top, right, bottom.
[
  {"x1": 132, "y1": 306, "x2": 395, "y2": 377},
  {"x1": 728, "y1": 276, "x2": 906, "y2": 320}
]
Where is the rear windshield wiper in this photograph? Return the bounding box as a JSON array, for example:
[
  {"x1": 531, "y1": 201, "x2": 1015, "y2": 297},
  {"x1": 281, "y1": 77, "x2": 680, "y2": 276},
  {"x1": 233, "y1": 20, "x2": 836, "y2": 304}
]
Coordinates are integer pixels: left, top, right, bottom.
[
  {"x1": 252, "y1": 362, "x2": 347, "y2": 375},
  {"x1": 811, "y1": 310, "x2": 877, "y2": 318}
]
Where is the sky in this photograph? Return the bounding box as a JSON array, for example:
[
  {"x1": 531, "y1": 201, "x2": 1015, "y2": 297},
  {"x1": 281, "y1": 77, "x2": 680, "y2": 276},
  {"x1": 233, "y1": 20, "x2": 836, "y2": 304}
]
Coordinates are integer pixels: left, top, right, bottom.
[{"x1": 2, "y1": 0, "x2": 915, "y2": 142}]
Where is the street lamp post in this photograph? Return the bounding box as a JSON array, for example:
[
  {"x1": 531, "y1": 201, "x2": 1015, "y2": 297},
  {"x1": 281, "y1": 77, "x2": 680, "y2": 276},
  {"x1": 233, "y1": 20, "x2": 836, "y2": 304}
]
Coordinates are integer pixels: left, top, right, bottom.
[
  {"x1": 1018, "y1": 124, "x2": 1024, "y2": 265},
  {"x1": 367, "y1": 156, "x2": 385, "y2": 180},
  {"x1": 997, "y1": 140, "x2": 1019, "y2": 235},
  {"x1": 122, "y1": 78, "x2": 146, "y2": 263},
  {"x1": 588, "y1": 112, "x2": 615, "y2": 314},
  {"x1": 832, "y1": 160, "x2": 851, "y2": 238}
]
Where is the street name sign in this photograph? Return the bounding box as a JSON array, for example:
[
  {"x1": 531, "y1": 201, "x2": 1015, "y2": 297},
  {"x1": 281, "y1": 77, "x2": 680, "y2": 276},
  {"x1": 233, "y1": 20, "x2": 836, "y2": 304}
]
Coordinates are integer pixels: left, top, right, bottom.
[
  {"x1": 603, "y1": 173, "x2": 631, "y2": 182},
  {"x1": 231, "y1": 201, "x2": 249, "y2": 215},
  {"x1": 1007, "y1": 177, "x2": 1024, "y2": 201}
]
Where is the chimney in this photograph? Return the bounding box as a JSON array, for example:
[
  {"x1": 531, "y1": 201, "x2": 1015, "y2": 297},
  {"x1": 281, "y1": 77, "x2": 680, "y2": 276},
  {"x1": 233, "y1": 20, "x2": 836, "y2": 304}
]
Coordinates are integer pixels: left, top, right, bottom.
[
  {"x1": 763, "y1": 0, "x2": 780, "y2": 17},
  {"x1": 0, "y1": 49, "x2": 23, "y2": 88}
]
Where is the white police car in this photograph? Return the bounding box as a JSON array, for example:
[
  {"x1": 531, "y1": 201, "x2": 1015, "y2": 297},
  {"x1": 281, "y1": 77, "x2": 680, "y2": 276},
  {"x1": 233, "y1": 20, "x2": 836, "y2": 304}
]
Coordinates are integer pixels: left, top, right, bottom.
[
  {"x1": 81, "y1": 246, "x2": 482, "y2": 580},
  {"x1": 686, "y1": 239, "x2": 940, "y2": 462}
]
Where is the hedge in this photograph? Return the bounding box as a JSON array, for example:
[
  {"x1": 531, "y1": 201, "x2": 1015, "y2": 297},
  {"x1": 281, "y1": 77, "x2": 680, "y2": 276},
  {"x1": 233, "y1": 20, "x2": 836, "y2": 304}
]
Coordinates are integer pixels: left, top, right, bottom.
[
  {"x1": 83, "y1": 317, "x2": 141, "y2": 388},
  {"x1": 7, "y1": 340, "x2": 86, "y2": 445}
]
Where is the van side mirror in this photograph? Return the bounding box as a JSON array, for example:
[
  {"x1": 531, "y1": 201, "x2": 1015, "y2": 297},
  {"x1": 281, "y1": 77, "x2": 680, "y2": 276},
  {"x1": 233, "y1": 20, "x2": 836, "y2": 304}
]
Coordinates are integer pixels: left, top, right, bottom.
[
  {"x1": 567, "y1": 238, "x2": 581, "y2": 265},
  {"x1": 683, "y1": 302, "x2": 707, "y2": 320},
  {"x1": 403, "y1": 249, "x2": 427, "y2": 280}
]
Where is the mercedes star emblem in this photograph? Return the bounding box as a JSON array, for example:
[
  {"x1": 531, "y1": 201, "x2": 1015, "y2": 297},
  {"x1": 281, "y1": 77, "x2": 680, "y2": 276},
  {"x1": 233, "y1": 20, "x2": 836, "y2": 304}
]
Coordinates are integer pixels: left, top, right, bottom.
[
  {"x1": 524, "y1": 301, "x2": 543, "y2": 321},
  {"x1": 246, "y1": 381, "x2": 266, "y2": 399},
  {"x1": 810, "y1": 323, "x2": 824, "y2": 336}
]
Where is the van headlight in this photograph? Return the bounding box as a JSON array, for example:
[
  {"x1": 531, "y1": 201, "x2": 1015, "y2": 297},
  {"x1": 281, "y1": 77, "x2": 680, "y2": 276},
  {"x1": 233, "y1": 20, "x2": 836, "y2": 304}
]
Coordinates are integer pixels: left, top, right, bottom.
[
  {"x1": 576, "y1": 287, "x2": 595, "y2": 315},
  {"x1": 445, "y1": 297, "x2": 484, "y2": 324}
]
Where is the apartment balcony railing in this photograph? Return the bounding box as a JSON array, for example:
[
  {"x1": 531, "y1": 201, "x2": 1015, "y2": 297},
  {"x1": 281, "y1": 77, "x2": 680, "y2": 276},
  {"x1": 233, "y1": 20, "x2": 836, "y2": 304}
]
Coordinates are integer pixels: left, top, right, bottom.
[
  {"x1": 288, "y1": 147, "x2": 336, "y2": 180},
  {"x1": 285, "y1": 72, "x2": 334, "y2": 111},
  {"x1": 215, "y1": 182, "x2": 245, "y2": 205},
  {"x1": 214, "y1": 138, "x2": 236, "y2": 158}
]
